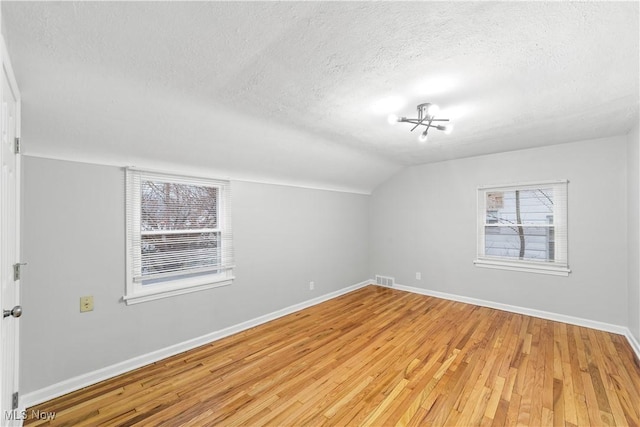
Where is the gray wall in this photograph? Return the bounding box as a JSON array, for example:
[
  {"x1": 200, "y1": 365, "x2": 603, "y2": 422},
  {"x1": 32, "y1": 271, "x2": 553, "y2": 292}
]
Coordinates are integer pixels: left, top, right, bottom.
[
  {"x1": 20, "y1": 156, "x2": 369, "y2": 393},
  {"x1": 628, "y1": 122, "x2": 640, "y2": 341},
  {"x1": 20, "y1": 131, "x2": 640, "y2": 395},
  {"x1": 369, "y1": 135, "x2": 629, "y2": 326}
]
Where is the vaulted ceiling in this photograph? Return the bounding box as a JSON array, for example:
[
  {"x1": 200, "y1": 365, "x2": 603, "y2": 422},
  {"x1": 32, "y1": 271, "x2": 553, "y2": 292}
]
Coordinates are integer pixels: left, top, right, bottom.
[{"x1": 2, "y1": 2, "x2": 638, "y2": 193}]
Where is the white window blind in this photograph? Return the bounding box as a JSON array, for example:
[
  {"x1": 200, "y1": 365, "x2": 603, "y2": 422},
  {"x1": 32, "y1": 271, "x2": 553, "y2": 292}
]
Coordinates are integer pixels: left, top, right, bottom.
[
  {"x1": 474, "y1": 180, "x2": 570, "y2": 276},
  {"x1": 125, "y1": 169, "x2": 234, "y2": 304}
]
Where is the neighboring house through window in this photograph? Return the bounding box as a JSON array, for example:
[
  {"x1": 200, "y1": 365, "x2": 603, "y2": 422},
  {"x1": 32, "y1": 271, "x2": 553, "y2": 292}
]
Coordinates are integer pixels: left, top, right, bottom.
[
  {"x1": 474, "y1": 180, "x2": 570, "y2": 276},
  {"x1": 125, "y1": 169, "x2": 234, "y2": 304}
]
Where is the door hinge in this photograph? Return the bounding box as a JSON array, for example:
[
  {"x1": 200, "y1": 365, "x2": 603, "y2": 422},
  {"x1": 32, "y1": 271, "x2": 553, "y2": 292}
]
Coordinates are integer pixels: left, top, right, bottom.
[
  {"x1": 14, "y1": 137, "x2": 20, "y2": 154},
  {"x1": 13, "y1": 263, "x2": 26, "y2": 281},
  {"x1": 12, "y1": 391, "x2": 18, "y2": 410}
]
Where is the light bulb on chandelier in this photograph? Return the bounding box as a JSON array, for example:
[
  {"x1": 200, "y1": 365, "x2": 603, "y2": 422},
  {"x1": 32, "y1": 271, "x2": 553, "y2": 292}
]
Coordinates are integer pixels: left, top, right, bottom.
[
  {"x1": 426, "y1": 103, "x2": 439, "y2": 117},
  {"x1": 418, "y1": 130, "x2": 429, "y2": 143}
]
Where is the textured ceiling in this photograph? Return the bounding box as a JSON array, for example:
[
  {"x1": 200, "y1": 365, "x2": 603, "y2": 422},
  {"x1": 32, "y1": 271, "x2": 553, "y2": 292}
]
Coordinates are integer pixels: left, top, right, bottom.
[{"x1": 2, "y1": 1, "x2": 639, "y2": 193}]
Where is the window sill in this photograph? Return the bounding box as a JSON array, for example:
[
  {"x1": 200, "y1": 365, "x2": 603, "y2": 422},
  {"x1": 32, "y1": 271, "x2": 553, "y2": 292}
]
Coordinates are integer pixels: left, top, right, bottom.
[
  {"x1": 123, "y1": 277, "x2": 234, "y2": 305},
  {"x1": 473, "y1": 259, "x2": 570, "y2": 276}
]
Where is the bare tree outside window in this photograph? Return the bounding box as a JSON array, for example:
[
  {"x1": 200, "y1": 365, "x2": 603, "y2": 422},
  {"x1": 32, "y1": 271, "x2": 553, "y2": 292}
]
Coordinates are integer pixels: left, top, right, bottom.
[
  {"x1": 140, "y1": 181, "x2": 220, "y2": 280},
  {"x1": 476, "y1": 181, "x2": 568, "y2": 275},
  {"x1": 484, "y1": 188, "x2": 554, "y2": 261}
]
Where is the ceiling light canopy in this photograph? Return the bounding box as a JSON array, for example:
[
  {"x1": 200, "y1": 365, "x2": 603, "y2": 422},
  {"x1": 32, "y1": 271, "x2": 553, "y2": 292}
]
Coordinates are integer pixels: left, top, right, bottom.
[{"x1": 388, "y1": 102, "x2": 452, "y2": 143}]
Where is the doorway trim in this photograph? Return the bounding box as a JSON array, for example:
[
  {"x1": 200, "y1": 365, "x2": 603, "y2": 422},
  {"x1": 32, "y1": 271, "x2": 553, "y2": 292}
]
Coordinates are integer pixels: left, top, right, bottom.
[{"x1": 0, "y1": 32, "x2": 22, "y2": 424}]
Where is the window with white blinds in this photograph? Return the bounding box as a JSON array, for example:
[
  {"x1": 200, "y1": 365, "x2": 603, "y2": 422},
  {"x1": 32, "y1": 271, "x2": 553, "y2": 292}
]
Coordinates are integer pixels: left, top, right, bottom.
[
  {"x1": 125, "y1": 169, "x2": 234, "y2": 304},
  {"x1": 474, "y1": 180, "x2": 570, "y2": 276}
]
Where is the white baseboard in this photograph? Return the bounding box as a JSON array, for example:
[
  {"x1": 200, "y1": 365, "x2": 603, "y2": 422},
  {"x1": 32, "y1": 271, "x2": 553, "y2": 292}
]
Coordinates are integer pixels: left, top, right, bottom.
[
  {"x1": 21, "y1": 279, "x2": 640, "y2": 413},
  {"x1": 385, "y1": 282, "x2": 640, "y2": 361},
  {"x1": 625, "y1": 328, "x2": 640, "y2": 361},
  {"x1": 21, "y1": 280, "x2": 372, "y2": 410}
]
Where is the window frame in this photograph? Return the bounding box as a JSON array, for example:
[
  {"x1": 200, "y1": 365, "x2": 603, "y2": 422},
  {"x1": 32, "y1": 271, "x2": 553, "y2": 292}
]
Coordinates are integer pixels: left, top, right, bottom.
[
  {"x1": 124, "y1": 169, "x2": 234, "y2": 305},
  {"x1": 473, "y1": 179, "x2": 570, "y2": 276}
]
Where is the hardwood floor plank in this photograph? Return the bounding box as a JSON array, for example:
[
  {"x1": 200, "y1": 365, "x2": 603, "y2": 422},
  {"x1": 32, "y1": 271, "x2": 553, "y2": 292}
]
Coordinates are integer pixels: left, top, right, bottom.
[
  {"x1": 24, "y1": 285, "x2": 640, "y2": 426},
  {"x1": 490, "y1": 398, "x2": 509, "y2": 427},
  {"x1": 505, "y1": 392, "x2": 521, "y2": 426}
]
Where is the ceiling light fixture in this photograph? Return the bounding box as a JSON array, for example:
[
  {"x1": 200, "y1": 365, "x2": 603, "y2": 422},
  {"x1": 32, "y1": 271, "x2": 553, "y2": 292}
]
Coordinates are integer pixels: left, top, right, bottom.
[{"x1": 388, "y1": 102, "x2": 452, "y2": 143}]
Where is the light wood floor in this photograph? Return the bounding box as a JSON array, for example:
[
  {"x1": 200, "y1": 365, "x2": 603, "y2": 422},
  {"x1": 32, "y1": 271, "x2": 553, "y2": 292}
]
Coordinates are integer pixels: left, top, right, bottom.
[{"x1": 25, "y1": 285, "x2": 640, "y2": 426}]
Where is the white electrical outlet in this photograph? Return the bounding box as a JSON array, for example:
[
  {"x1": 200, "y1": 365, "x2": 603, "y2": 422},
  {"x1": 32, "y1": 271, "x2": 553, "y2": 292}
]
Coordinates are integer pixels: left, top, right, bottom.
[
  {"x1": 309, "y1": 281, "x2": 315, "y2": 290},
  {"x1": 416, "y1": 272, "x2": 422, "y2": 280}
]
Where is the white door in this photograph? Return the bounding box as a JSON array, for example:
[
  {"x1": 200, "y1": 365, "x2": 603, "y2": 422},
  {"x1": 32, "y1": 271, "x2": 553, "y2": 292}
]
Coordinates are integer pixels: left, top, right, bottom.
[{"x1": 0, "y1": 36, "x2": 21, "y2": 424}]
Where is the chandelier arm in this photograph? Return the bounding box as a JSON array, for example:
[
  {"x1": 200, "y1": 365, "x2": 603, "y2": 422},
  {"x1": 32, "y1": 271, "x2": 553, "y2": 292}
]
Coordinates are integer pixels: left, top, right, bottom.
[
  {"x1": 410, "y1": 116, "x2": 430, "y2": 132},
  {"x1": 402, "y1": 118, "x2": 449, "y2": 123},
  {"x1": 401, "y1": 119, "x2": 428, "y2": 129},
  {"x1": 402, "y1": 118, "x2": 449, "y2": 130},
  {"x1": 425, "y1": 117, "x2": 435, "y2": 131}
]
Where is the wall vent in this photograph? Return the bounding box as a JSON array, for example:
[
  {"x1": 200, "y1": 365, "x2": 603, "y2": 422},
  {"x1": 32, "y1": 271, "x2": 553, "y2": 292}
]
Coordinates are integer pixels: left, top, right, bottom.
[{"x1": 375, "y1": 275, "x2": 395, "y2": 287}]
